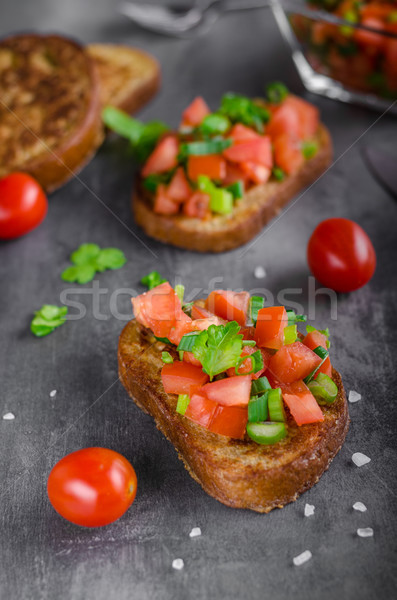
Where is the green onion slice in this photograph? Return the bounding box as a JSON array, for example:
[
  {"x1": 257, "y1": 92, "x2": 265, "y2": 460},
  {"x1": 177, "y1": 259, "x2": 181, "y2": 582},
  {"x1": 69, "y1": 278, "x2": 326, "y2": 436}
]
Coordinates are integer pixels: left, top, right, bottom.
[
  {"x1": 286, "y1": 310, "x2": 307, "y2": 325},
  {"x1": 155, "y1": 335, "x2": 172, "y2": 344},
  {"x1": 199, "y1": 113, "x2": 231, "y2": 136},
  {"x1": 226, "y1": 180, "x2": 244, "y2": 200},
  {"x1": 249, "y1": 296, "x2": 264, "y2": 325},
  {"x1": 302, "y1": 140, "x2": 319, "y2": 160},
  {"x1": 175, "y1": 284, "x2": 185, "y2": 304},
  {"x1": 251, "y1": 376, "x2": 271, "y2": 396},
  {"x1": 180, "y1": 138, "x2": 232, "y2": 157},
  {"x1": 242, "y1": 340, "x2": 256, "y2": 347},
  {"x1": 266, "y1": 82, "x2": 289, "y2": 104},
  {"x1": 177, "y1": 332, "x2": 201, "y2": 352},
  {"x1": 176, "y1": 394, "x2": 190, "y2": 415},
  {"x1": 303, "y1": 346, "x2": 329, "y2": 384},
  {"x1": 246, "y1": 421, "x2": 287, "y2": 445},
  {"x1": 235, "y1": 350, "x2": 263, "y2": 376},
  {"x1": 308, "y1": 373, "x2": 338, "y2": 405},
  {"x1": 267, "y1": 388, "x2": 286, "y2": 422},
  {"x1": 272, "y1": 167, "x2": 285, "y2": 181},
  {"x1": 284, "y1": 324, "x2": 298, "y2": 345},
  {"x1": 248, "y1": 393, "x2": 269, "y2": 423},
  {"x1": 161, "y1": 351, "x2": 174, "y2": 364}
]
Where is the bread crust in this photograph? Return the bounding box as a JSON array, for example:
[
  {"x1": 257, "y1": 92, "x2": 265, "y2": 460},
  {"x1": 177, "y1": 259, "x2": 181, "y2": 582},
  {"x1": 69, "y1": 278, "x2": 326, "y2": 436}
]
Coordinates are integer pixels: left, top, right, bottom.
[
  {"x1": 118, "y1": 318, "x2": 349, "y2": 513},
  {"x1": 132, "y1": 124, "x2": 333, "y2": 252},
  {"x1": 0, "y1": 34, "x2": 104, "y2": 191}
]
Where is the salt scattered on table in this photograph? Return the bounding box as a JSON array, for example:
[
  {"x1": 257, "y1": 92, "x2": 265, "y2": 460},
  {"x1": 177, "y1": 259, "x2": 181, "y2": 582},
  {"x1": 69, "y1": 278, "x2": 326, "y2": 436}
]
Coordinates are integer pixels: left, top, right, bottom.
[
  {"x1": 304, "y1": 503, "x2": 315, "y2": 517},
  {"x1": 352, "y1": 452, "x2": 371, "y2": 467},
  {"x1": 293, "y1": 550, "x2": 312, "y2": 566},
  {"x1": 349, "y1": 390, "x2": 361, "y2": 403},
  {"x1": 172, "y1": 558, "x2": 184, "y2": 570},
  {"x1": 189, "y1": 527, "x2": 201, "y2": 538},
  {"x1": 3, "y1": 412, "x2": 15, "y2": 420},
  {"x1": 49, "y1": 390, "x2": 57, "y2": 398},
  {"x1": 357, "y1": 527, "x2": 374, "y2": 538},
  {"x1": 353, "y1": 502, "x2": 367, "y2": 512},
  {"x1": 254, "y1": 266, "x2": 266, "y2": 279}
]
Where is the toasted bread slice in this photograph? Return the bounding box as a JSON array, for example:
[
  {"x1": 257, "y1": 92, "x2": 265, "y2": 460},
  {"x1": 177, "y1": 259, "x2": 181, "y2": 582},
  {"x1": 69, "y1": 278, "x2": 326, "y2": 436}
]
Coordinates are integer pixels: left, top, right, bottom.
[
  {"x1": 133, "y1": 124, "x2": 332, "y2": 253},
  {"x1": 0, "y1": 34, "x2": 103, "y2": 191},
  {"x1": 118, "y1": 318, "x2": 349, "y2": 513},
  {"x1": 87, "y1": 44, "x2": 160, "y2": 115}
]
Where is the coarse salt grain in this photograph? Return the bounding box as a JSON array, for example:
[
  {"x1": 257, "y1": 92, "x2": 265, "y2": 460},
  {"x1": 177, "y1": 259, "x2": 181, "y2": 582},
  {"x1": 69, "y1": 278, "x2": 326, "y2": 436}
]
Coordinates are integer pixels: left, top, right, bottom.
[
  {"x1": 353, "y1": 502, "x2": 367, "y2": 512},
  {"x1": 293, "y1": 550, "x2": 312, "y2": 566},
  {"x1": 172, "y1": 558, "x2": 184, "y2": 570},
  {"x1": 3, "y1": 412, "x2": 15, "y2": 420},
  {"x1": 254, "y1": 266, "x2": 266, "y2": 279},
  {"x1": 49, "y1": 390, "x2": 57, "y2": 398},
  {"x1": 304, "y1": 503, "x2": 315, "y2": 517},
  {"x1": 348, "y1": 390, "x2": 361, "y2": 403},
  {"x1": 189, "y1": 527, "x2": 201, "y2": 538},
  {"x1": 352, "y1": 452, "x2": 371, "y2": 467},
  {"x1": 357, "y1": 527, "x2": 374, "y2": 538}
]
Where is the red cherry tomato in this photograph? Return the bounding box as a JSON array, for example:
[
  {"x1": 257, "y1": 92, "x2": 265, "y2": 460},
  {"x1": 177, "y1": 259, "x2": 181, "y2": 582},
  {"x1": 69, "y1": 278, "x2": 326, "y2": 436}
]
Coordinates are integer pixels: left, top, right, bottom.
[
  {"x1": 47, "y1": 448, "x2": 137, "y2": 527},
  {"x1": 0, "y1": 173, "x2": 48, "y2": 239},
  {"x1": 307, "y1": 218, "x2": 376, "y2": 292}
]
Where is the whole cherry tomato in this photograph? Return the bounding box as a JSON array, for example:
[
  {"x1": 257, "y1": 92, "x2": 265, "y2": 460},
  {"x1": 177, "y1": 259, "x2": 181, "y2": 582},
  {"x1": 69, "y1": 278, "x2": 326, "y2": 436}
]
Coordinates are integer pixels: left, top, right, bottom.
[
  {"x1": 0, "y1": 172, "x2": 48, "y2": 239},
  {"x1": 307, "y1": 218, "x2": 376, "y2": 292},
  {"x1": 47, "y1": 448, "x2": 137, "y2": 527}
]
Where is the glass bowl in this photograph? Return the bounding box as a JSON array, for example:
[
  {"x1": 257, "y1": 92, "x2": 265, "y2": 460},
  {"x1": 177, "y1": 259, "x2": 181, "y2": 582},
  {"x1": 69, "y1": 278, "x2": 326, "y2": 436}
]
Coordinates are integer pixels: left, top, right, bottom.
[{"x1": 272, "y1": 0, "x2": 397, "y2": 113}]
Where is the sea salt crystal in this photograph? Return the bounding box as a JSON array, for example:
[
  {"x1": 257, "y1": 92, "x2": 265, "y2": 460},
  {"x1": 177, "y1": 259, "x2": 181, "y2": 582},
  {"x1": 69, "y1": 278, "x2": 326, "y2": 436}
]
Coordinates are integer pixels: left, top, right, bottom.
[
  {"x1": 254, "y1": 266, "x2": 266, "y2": 279},
  {"x1": 172, "y1": 558, "x2": 184, "y2": 570},
  {"x1": 357, "y1": 527, "x2": 374, "y2": 538},
  {"x1": 49, "y1": 390, "x2": 57, "y2": 398},
  {"x1": 189, "y1": 527, "x2": 201, "y2": 538},
  {"x1": 304, "y1": 503, "x2": 315, "y2": 517},
  {"x1": 293, "y1": 550, "x2": 312, "y2": 566},
  {"x1": 353, "y1": 502, "x2": 367, "y2": 512},
  {"x1": 352, "y1": 452, "x2": 371, "y2": 467},
  {"x1": 349, "y1": 390, "x2": 361, "y2": 403},
  {"x1": 3, "y1": 412, "x2": 15, "y2": 420}
]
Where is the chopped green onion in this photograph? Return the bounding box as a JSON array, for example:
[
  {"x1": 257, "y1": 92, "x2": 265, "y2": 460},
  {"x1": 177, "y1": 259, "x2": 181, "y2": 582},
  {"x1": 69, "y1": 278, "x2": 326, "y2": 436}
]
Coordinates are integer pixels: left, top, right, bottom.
[
  {"x1": 161, "y1": 351, "x2": 174, "y2": 364},
  {"x1": 303, "y1": 346, "x2": 329, "y2": 384},
  {"x1": 248, "y1": 393, "x2": 269, "y2": 423},
  {"x1": 267, "y1": 388, "x2": 286, "y2": 422},
  {"x1": 176, "y1": 394, "x2": 190, "y2": 415},
  {"x1": 266, "y1": 82, "x2": 289, "y2": 104},
  {"x1": 226, "y1": 180, "x2": 244, "y2": 200},
  {"x1": 249, "y1": 296, "x2": 264, "y2": 325},
  {"x1": 180, "y1": 138, "x2": 232, "y2": 157},
  {"x1": 272, "y1": 167, "x2": 285, "y2": 181},
  {"x1": 235, "y1": 350, "x2": 263, "y2": 376},
  {"x1": 246, "y1": 421, "x2": 287, "y2": 445},
  {"x1": 219, "y1": 93, "x2": 270, "y2": 132},
  {"x1": 175, "y1": 284, "x2": 185, "y2": 304},
  {"x1": 142, "y1": 171, "x2": 174, "y2": 193},
  {"x1": 199, "y1": 113, "x2": 231, "y2": 136},
  {"x1": 177, "y1": 332, "x2": 201, "y2": 352},
  {"x1": 284, "y1": 324, "x2": 298, "y2": 345},
  {"x1": 287, "y1": 310, "x2": 307, "y2": 326},
  {"x1": 308, "y1": 373, "x2": 338, "y2": 405},
  {"x1": 339, "y1": 9, "x2": 358, "y2": 36},
  {"x1": 197, "y1": 175, "x2": 233, "y2": 214},
  {"x1": 302, "y1": 140, "x2": 318, "y2": 160},
  {"x1": 179, "y1": 351, "x2": 184, "y2": 361},
  {"x1": 251, "y1": 376, "x2": 271, "y2": 396},
  {"x1": 306, "y1": 324, "x2": 330, "y2": 348},
  {"x1": 242, "y1": 340, "x2": 256, "y2": 347},
  {"x1": 155, "y1": 335, "x2": 172, "y2": 344},
  {"x1": 141, "y1": 270, "x2": 166, "y2": 290}
]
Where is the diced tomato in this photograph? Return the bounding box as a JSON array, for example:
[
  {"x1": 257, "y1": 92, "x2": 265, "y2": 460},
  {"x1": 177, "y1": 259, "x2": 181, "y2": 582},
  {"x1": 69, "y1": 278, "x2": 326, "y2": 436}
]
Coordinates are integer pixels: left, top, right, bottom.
[
  {"x1": 206, "y1": 290, "x2": 250, "y2": 326},
  {"x1": 266, "y1": 102, "x2": 302, "y2": 140},
  {"x1": 268, "y1": 341, "x2": 322, "y2": 384},
  {"x1": 161, "y1": 361, "x2": 209, "y2": 396},
  {"x1": 187, "y1": 154, "x2": 226, "y2": 181},
  {"x1": 280, "y1": 380, "x2": 324, "y2": 425},
  {"x1": 229, "y1": 123, "x2": 261, "y2": 142},
  {"x1": 167, "y1": 311, "x2": 193, "y2": 345},
  {"x1": 184, "y1": 393, "x2": 216, "y2": 428},
  {"x1": 153, "y1": 184, "x2": 180, "y2": 215},
  {"x1": 284, "y1": 96, "x2": 319, "y2": 140},
  {"x1": 273, "y1": 134, "x2": 304, "y2": 175},
  {"x1": 354, "y1": 17, "x2": 386, "y2": 53},
  {"x1": 222, "y1": 162, "x2": 249, "y2": 186},
  {"x1": 361, "y1": 4, "x2": 396, "y2": 20},
  {"x1": 240, "y1": 162, "x2": 271, "y2": 184},
  {"x1": 167, "y1": 167, "x2": 192, "y2": 202},
  {"x1": 141, "y1": 136, "x2": 179, "y2": 177},
  {"x1": 302, "y1": 331, "x2": 332, "y2": 377},
  {"x1": 191, "y1": 316, "x2": 223, "y2": 331},
  {"x1": 209, "y1": 404, "x2": 248, "y2": 439},
  {"x1": 240, "y1": 326, "x2": 256, "y2": 341},
  {"x1": 183, "y1": 192, "x2": 210, "y2": 219},
  {"x1": 191, "y1": 303, "x2": 217, "y2": 320},
  {"x1": 201, "y1": 375, "x2": 251, "y2": 407},
  {"x1": 254, "y1": 306, "x2": 288, "y2": 350},
  {"x1": 181, "y1": 97, "x2": 210, "y2": 127},
  {"x1": 183, "y1": 352, "x2": 201, "y2": 367},
  {"x1": 131, "y1": 282, "x2": 182, "y2": 339},
  {"x1": 223, "y1": 136, "x2": 273, "y2": 169},
  {"x1": 225, "y1": 346, "x2": 268, "y2": 379}
]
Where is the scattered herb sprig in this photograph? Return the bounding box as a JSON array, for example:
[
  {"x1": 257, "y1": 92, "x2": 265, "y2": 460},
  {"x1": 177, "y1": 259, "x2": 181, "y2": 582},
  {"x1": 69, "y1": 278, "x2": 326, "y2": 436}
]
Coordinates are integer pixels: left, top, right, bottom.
[
  {"x1": 31, "y1": 305, "x2": 68, "y2": 337},
  {"x1": 62, "y1": 244, "x2": 126, "y2": 284}
]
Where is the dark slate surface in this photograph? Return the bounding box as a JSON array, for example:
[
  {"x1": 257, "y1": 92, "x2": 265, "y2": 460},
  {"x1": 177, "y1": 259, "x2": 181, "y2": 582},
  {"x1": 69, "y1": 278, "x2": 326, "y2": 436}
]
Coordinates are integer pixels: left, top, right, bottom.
[{"x1": 0, "y1": 1, "x2": 396, "y2": 599}]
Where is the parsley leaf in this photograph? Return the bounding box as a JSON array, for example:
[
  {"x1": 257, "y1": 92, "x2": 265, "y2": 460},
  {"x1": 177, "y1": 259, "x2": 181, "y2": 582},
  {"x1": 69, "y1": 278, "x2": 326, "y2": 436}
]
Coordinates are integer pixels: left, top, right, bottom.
[
  {"x1": 31, "y1": 305, "x2": 68, "y2": 337},
  {"x1": 62, "y1": 244, "x2": 126, "y2": 284},
  {"x1": 192, "y1": 321, "x2": 243, "y2": 380},
  {"x1": 219, "y1": 93, "x2": 270, "y2": 132},
  {"x1": 141, "y1": 271, "x2": 167, "y2": 290}
]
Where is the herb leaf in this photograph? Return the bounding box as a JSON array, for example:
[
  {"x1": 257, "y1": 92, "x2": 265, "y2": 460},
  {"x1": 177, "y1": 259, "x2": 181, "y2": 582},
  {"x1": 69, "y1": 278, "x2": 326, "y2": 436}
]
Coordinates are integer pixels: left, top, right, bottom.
[
  {"x1": 141, "y1": 271, "x2": 167, "y2": 290},
  {"x1": 71, "y1": 243, "x2": 101, "y2": 265},
  {"x1": 62, "y1": 244, "x2": 126, "y2": 284},
  {"x1": 192, "y1": 321, "x2": 243, "y2": 380},
  {"x1": 31, "y1": 305, "x2": 68, "y2": 337},
  {"x1": 95, "y1": 248, "x2": 127, "y2": 270}
]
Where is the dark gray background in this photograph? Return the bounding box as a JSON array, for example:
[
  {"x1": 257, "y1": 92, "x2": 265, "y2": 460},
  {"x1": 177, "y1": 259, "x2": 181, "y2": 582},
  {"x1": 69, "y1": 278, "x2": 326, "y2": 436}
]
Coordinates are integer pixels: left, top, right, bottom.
[{"x1": 1, "y1": 1, "x2": 396, "y2": 599}]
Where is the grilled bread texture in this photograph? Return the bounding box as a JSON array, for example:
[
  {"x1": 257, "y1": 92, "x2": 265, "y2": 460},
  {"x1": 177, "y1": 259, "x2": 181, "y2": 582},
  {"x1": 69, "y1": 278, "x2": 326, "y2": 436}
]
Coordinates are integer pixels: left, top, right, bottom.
[
  {"x1": 118, "y1": 318, "x2": 349, "y2": 513},
  {"x1": 133, "y1": 124, "x2": 332, "y2": 253}
]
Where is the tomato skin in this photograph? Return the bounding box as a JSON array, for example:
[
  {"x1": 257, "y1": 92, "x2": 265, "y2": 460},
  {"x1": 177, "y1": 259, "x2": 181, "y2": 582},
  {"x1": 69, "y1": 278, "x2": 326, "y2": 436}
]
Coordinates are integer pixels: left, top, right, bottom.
[
  {"x1": 307, "y1": 218, "x2": 376, "y2": 292},
  {"x1": 268, "y1": 341, "x2": 321, "y2": 384},
  {"x1": 184, "y1": 393, "x2": 247, "y2": 439},
  {"x1": 181, "y1": 97, "x2": 210, "y2": 127},
  {"x1": 47, "y1": 448, "x2": 137, "y2": 527},
  {"x1": 206, "y1": 290, "x2": 250, "y2": 326},
  {"x1": 281, "y1": 380, "x2": 324, "y2": 426},
  {"x1": 167, "y1": 167, "x2": 192, "y2": 202},
  {"x1": 0, "y1": 173, "x2": 48, "y2": 239},
  {"x1": 142, "y1": 136, "x2": 179, "y2": 177},
  {"x1": 162, "y1": 361, "x2": 209, "y2": 395},
  {"x1": 201, "y1": 374, "x2": 252, "y2": 407},
  {"x1": 273, "y1": 134, "x2": 304, "y2": 175},
  {"x1": 132, "y1": 282, "x2": 183, "y2": 339},
  {"x1": 223, "y1": 136, "x2": 273, "y2": 169},
  {"x1": 254, "y1": 306, "x2": 288, "y2": 350}
]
